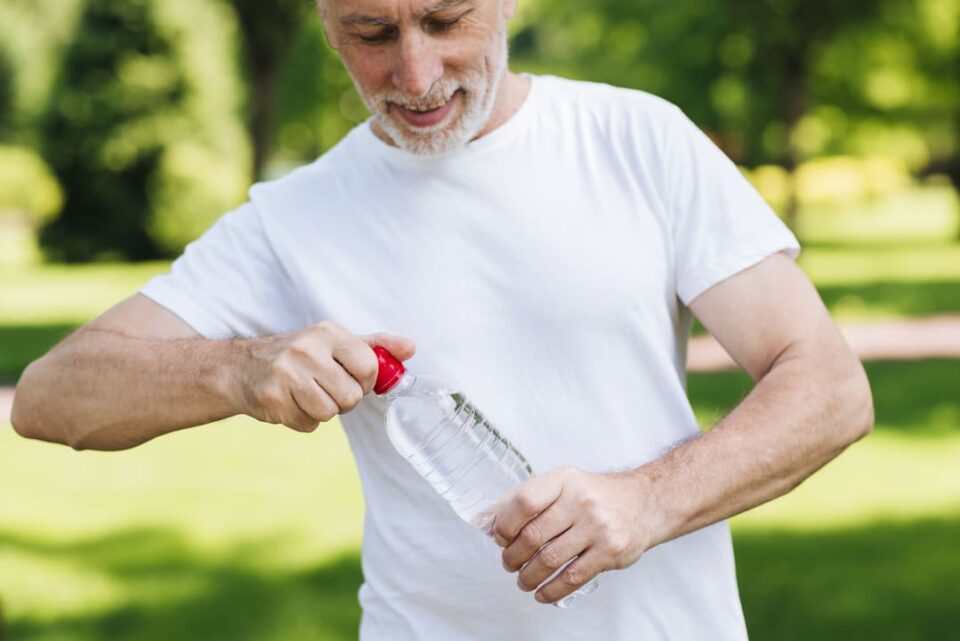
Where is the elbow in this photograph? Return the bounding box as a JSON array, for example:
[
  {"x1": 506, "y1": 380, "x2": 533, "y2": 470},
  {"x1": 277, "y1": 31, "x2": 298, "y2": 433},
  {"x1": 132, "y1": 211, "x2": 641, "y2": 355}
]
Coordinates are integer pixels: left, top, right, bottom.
[
  {"x1": 10, "y1": 361, "x2": 82, "y2": 449},
  {"x1": 10, "y1": 391, "x2": 33, "y2": 440},
  {"x1": 835, "y1": 359, "x2": 874, "y2": 446},
  {"x1": 10, "y1": 364, "x2": 40, "y2": 441}
]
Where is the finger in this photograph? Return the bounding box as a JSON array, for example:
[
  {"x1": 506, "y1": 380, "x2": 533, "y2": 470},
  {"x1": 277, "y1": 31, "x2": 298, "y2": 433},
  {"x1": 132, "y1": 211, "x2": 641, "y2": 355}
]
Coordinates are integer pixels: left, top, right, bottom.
[
  {"x1": 492, "y1": 473, "x2": 564, "y2": 547},
  {"x1": 292, "y1": 381, "x2": 339, "y2": 424},
  {"x1": 360, "y1": 333, "x2": 416, "y2": 361},
  {"x1": 330, "y1": 339, "x2": 381, "y2": 395},
  {"x1": 534, "y1": 546, "x2": 604, "y2": 606},
  {"x1": 284, "y1": 390, "x2": 322, "y2": 433},
  {"x1": 310, "y1": 356, "x2": 365, "y2": 413},
  {"x1": 501, "y1": 495, "x2": 576, "y2": 572},
  {"x1": 516, "y1": 524, "x2": 591, "y2": 593}
]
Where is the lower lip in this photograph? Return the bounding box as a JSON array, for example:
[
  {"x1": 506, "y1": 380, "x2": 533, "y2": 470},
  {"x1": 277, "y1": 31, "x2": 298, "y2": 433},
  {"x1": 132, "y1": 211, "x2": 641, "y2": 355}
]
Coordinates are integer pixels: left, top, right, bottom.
[{"x1": 394, "y1": 91, "x2": 461, "y2": 128}]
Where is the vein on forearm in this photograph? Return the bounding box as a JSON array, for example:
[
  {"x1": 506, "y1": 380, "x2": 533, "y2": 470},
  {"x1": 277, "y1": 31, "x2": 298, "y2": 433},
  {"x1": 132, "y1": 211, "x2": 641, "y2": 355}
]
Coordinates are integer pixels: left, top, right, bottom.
[
  {"x1": 642, "y1": 345, "x2": 870, "y2": 547},
  {"x1": 18, "y1": 329, "x2": 242, "y2": 450}
]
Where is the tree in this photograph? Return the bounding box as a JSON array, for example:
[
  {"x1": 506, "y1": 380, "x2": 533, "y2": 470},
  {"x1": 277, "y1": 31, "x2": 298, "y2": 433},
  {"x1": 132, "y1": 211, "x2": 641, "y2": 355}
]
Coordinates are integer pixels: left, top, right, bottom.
[
  {"x1": 38, "y1": 0, "x2": 248, "y2": 261},
  {"x1": 0, "y1": 47, "x2": 13, "y2": 142},
  {"x1": 224, "y1": 0, "x2": 311, "y2": 180}
]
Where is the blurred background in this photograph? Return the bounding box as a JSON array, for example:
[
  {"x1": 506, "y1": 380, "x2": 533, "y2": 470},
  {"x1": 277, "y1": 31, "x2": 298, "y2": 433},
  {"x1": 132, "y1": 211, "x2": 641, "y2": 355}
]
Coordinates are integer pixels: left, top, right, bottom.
[{"x1": 0, "y1": 0, "x2": 958, "y2": 638}]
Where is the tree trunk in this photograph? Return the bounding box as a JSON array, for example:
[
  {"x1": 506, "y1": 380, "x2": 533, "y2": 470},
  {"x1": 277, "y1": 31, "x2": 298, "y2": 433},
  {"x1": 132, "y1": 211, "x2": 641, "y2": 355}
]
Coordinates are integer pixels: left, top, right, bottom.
[
  {"x1": 781, "y1": 55, "x2": 807, "y2": 237},
  {"x1": 249, "y1": 58, "x2": 279, "y2": 182}
]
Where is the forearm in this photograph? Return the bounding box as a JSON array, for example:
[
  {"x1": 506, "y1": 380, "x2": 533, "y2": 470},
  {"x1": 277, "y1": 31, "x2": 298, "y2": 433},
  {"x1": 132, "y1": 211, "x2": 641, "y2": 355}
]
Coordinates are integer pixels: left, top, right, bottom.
[
  {"x1": 11, "y1": 329, "x2": 247, "y2": 451},
  {"x1": 638, "y1": 347, "x2": 873, "y2": 548}
]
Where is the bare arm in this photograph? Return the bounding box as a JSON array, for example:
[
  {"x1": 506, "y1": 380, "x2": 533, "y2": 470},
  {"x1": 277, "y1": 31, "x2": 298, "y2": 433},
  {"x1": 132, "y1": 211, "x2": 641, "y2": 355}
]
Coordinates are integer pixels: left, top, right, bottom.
[
  {"x1": 11, "y1": 294, "x2": 415, "y2": 451},
  {"x1": 494, "y1": 252, "x2": 874, "y2": 604}
]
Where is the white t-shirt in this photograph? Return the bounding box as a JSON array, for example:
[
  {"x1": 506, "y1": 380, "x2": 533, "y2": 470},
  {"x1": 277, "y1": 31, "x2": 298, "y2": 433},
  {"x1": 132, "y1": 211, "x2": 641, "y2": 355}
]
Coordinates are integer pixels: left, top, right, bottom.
[{"x1": 141, "y1": 74, "x2": 799, "y2": 640}]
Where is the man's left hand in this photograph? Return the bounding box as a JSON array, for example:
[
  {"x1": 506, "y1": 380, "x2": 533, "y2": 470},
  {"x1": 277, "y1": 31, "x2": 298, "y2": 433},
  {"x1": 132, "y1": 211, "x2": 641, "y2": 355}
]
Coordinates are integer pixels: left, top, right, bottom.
[{"x1": 492, "y1": 466, "x2": 660, "y2": 604}]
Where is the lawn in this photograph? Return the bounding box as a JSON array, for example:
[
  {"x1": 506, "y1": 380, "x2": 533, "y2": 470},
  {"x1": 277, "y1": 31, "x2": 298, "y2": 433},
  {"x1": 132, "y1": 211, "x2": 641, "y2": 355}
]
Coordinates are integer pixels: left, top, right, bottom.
[
  {"x1": 1, "y1": 356, "x2": 958, "y2": 640},
  {"x1": 1, "y1": 184, "x2": 958, "y2": 638}
]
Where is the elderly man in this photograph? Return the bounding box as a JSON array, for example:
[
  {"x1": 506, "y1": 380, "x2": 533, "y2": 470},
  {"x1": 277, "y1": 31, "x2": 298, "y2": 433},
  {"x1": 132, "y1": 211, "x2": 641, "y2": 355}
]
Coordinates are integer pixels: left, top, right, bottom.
[{"x1": 12, "y1": 0, "x2": 873, "y2": 638}]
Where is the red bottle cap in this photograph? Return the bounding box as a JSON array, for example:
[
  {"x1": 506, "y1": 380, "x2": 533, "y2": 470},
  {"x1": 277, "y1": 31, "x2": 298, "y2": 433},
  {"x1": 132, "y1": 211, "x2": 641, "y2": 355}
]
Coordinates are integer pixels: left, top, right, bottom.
[{"x1": 373, "y1": 346, "x2": 406, "y2": 394}]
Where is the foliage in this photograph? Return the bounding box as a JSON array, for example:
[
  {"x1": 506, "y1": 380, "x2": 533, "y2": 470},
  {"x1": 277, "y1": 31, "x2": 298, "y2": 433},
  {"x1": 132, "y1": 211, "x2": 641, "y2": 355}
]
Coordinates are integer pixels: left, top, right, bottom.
[
  {"x1": 0, "y1": 0, "x2": 85, "y2": 146},
  {"x1": 0, "y1": 146, "x2": 63, "y2": 226},
  {"x1": 0, "y1": 46, "x2": 14, "y2": 141},
  {"x1": 222, "y1": 0, "x2": 312, "y2": 180},
  {"x1": 37, "y1": 0, "x2": 248, "y2": 261},
  {"x1": 273, "y1": 17, "x2": 367, "y2": 168}
]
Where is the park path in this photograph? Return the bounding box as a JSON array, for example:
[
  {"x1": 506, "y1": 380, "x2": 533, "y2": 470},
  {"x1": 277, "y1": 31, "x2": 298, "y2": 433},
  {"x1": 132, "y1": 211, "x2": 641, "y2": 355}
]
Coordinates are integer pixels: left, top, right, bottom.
[{"x1": 2, "y1": 314, "x2": 959, "y2": 424}]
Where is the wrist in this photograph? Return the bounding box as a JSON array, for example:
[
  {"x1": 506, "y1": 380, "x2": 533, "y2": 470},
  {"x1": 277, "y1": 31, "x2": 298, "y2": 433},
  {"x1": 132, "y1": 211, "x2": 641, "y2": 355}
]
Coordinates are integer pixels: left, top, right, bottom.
[
  {"x1": 207, "y1": 338, "x2": 252, "y2": 417},
  {"x1": 628, "y1": 464, "x2": 680, "y2": 550}
]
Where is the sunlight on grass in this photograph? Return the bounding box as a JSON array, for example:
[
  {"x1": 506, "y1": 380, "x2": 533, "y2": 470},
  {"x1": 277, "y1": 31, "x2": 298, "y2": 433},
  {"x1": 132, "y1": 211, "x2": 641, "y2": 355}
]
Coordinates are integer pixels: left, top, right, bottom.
[
  {"x1": 0, "y1": 416, "x2": 364, "y2": 565},
  {"x1": 0, "y1": 261, "x2": 170, "y2": 325},
  {"x1": 800, "y1": 244, "x2": 960, "y2": 286},
  {"x1": 797, "y1": 184, "x2": 959, "y2": 245},
  {"x1": 732, "y1": 431, "x2": 960, "y2": 532}
]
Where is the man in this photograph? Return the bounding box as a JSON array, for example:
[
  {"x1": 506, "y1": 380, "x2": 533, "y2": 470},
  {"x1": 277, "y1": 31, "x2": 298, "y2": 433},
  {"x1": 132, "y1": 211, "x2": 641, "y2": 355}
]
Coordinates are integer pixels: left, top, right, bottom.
[{"x1": 12, "y1": 0, "x2": 873, "y2": 638}]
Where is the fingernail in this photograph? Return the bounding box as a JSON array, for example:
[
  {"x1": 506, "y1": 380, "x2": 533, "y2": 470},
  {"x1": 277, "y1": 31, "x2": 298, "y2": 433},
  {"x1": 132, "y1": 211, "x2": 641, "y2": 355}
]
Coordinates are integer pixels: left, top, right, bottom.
[{"x1": 535, "y1": 591, "x2": 547, "y2": 603}]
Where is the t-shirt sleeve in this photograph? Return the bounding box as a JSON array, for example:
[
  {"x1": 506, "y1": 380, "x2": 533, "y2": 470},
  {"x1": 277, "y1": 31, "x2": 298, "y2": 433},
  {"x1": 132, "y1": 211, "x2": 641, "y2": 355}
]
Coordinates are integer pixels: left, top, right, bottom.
[
  {"x1": 139, "y1": 202, "x2": 308, "y2": 339},
  {"x1": 663, "y1": 106, "x2": 800, "y2": 305}
]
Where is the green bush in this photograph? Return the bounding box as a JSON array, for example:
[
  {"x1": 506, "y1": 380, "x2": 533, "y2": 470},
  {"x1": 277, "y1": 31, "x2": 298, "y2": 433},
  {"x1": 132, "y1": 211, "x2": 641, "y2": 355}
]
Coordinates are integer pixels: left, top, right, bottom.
[
  {"x1": 0, "y1": 145, "x2": 63, "y2": 226},
  {"x1": 38, "y1": 0, "x2": 248, "y2": 262}
]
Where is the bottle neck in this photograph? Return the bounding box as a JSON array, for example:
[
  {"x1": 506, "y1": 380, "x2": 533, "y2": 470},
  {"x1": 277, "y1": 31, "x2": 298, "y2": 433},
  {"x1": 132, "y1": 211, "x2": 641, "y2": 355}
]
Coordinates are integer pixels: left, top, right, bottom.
[{"x1": 380, "y1": 371, "x2": 417, "y2": 399}]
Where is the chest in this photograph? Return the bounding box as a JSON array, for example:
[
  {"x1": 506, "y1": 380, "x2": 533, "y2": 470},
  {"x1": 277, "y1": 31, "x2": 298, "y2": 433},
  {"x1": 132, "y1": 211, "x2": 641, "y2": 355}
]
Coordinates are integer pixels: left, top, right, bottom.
[{"x1": 279, "y1": 163, "x2": 673, "y2": 365}]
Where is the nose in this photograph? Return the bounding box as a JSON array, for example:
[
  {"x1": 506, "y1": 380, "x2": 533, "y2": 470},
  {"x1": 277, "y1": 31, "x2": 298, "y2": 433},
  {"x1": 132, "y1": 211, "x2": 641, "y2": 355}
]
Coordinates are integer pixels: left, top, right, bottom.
[{"x1": 391, "y1": 31, "x2": 443, "y2": 98}]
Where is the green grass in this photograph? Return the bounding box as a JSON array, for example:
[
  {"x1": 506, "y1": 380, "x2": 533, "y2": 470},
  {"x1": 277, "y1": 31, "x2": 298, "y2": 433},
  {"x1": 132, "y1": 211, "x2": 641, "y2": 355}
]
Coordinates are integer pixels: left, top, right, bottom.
[
  {"x1": 0, "y1": 416, "x2": 366, "y2": 641},
  {"x1": 1, "y1": 358, "x2": 959, "y2": 639},
  {"x1": 0, "y1": 261, "x2": 170, "y2": 383},
  {"x1": 796, "y1": 184, "x2": 959, "y2": 246},
  {"x1": 736, "y1": 517, "x2": 960, "y2": 641}
]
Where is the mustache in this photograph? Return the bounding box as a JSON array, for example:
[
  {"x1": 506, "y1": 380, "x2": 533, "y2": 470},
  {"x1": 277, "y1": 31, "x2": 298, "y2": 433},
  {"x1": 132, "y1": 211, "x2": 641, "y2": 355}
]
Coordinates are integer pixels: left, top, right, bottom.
[{"x1": 378, "y1": 82, "x2": 464, "y2": 111}]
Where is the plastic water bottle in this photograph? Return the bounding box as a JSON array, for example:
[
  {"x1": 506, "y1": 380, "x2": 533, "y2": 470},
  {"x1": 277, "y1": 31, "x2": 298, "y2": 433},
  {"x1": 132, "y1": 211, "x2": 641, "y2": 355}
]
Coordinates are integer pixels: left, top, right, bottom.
[{"x1": 372, "y1": 346, "x2": 600, "y2": 608}]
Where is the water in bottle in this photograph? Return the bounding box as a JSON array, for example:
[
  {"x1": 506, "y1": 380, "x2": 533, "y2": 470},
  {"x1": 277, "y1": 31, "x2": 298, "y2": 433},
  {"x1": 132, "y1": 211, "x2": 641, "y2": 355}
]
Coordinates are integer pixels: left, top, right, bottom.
[{"x1": 372, "y1": 346, "x2": 599, "y2": 608}]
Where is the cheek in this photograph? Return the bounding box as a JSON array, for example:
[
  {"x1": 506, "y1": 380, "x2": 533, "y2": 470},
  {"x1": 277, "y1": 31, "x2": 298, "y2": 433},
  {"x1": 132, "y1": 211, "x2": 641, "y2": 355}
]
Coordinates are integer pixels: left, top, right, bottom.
[{"x1": 341, "y1": 48, "x2": 394, "y2": 91}]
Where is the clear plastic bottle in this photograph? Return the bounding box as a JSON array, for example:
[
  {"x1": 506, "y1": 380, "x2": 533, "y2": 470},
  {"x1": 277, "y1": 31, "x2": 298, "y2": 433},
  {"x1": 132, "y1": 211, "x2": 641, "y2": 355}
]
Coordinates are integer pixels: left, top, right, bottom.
[{"x1": 372, "y1": 346, "x2": 599, "y2": 608}]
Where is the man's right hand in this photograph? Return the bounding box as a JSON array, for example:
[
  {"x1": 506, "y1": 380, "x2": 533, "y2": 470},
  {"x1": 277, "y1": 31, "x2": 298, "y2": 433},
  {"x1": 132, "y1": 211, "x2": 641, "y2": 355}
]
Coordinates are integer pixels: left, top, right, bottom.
[
  {"x1": 235, "y1": 321, "x2": 416, "y2": 432},
  {"x1": 12, "y1": 293, "x2": 415, "y2": 450}
]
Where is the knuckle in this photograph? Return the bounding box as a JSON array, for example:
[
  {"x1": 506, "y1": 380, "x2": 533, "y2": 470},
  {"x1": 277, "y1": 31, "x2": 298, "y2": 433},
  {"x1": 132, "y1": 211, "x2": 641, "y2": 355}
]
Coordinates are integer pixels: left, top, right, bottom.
[
  {"x1": 358, "y1": 352, "x2": 379, "y2": 380},
  {"x1": 560, "y1": 566, "x2": 583, "y2": 588},
  {"x1": 317, "y1": 319, "x2": 342, "y2": 333},
  {"x1": 318, "y1": 402, "x2": 338, "y2": 422},
  {"x1": 343, "y1": 386, "x2": 364, "y2": 410},
  {"x1": 537, "y1": 544, "x2": 562, "y2": 570},
  {"x1": 606, "y1": 533, "x2": 627, "y2": 556},
  {"x1": 518, "y1": 522, "x2": 542, "y2": 548},
  {"x1": 515, "y1": 492, "x2": 537, "y2": 514},
  {"x1": 579, "y1": 493, "x2": 600, "y2": 514}
]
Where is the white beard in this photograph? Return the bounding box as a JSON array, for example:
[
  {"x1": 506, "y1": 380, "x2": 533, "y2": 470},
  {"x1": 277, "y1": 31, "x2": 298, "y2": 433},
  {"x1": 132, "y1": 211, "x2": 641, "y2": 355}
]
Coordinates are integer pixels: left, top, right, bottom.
[{"x1": 349, "y1": 22, "x2": 509, "y2": 156}]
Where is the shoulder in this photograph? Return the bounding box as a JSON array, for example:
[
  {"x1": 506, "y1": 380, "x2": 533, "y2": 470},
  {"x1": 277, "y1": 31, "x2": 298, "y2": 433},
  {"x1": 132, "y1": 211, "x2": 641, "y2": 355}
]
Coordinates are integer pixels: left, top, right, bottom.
[
  {"x1": 530, "y1": 75, "x2": 690, "y2": 177},
  {"x1": 533, "y1": 75, "x2": 683, "y2": 132},
  {"x1": 246, "y1": 124, "x2": 370, "y2": 221}
]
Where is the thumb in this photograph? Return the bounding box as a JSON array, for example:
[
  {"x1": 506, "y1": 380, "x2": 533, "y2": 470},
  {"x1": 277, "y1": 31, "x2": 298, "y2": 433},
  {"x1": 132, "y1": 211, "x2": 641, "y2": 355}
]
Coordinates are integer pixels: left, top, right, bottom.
[{"x1": 360, "y1": 332, "x2": 416, "y2": 361}]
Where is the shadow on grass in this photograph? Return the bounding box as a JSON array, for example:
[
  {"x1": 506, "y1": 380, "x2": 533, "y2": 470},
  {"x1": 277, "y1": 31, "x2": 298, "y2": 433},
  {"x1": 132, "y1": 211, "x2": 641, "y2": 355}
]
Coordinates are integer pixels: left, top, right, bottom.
[
  {"x1": 3, "y1": 518, "x2": 959, "y2": 640},
  {"x1": 0, "y1": 323, "x2": 78, "y2": 384},
  {"x1": 735, "y1": 516, "x2": 960, "y2": 641},
  {"x1": 688, "y1": 359, "x2": 960, "y2": 434},
  {"x1": 817, "y1": 280, "x2": 960, "y2": 318},
  {"x1": 2, "y1": 527, "x2": 362, "y2": 641}
]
